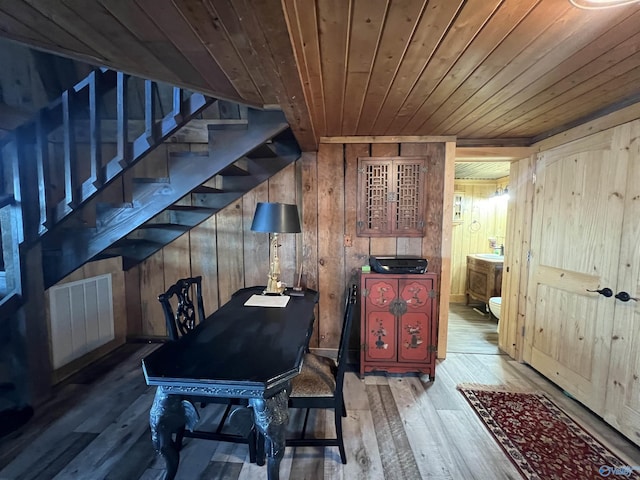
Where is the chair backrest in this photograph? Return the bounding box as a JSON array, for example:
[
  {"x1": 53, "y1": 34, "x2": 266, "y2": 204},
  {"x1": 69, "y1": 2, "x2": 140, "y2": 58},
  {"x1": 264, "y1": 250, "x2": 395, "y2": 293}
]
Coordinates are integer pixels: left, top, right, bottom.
[
  {"x1": 335, "y1": 284, "x2": 358, "y2": 391},
  {"x1": 158, "y1": 276, "x2": 206, "y2": 340}
]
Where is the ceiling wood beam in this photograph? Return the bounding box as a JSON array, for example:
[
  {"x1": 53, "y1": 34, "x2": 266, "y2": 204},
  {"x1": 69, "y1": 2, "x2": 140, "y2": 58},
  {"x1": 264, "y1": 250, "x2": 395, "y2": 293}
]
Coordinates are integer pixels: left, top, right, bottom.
[
  {"x1": 456, "y1": 147, "x2": 535, "y2": 161},
  {"x1": 320, "y1": 135, "x2": 456, "y2": 144}
]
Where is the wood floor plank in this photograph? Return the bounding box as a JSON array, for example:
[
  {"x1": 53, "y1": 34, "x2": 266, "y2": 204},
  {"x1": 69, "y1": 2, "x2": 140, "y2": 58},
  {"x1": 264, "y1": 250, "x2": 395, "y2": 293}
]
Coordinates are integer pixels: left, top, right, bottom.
[
  {"x1": 51, "y1": 391, "x2": 156, "y2": 479},
  {"x1": 236, "y1": 458, "x2": 264, "y2": 480},
  {"x1": 287, "y1": 408, "x2": 326, "y2": 479},
  {"x1": 366, "y1": 384, "x2": 422, "y2": 480},
  {"x1": 199, "y1": 461, "x2": 242, "y2": 480},
  {"x1": 343, "y1": 371, "x2": 369, "y2": 411},
  {"x1": 14, "y1": 432, "x2": 97, "y2": 480},
  {"x1": 138, "y1": 469, "x2": 165, "y2": 480},
  {"x1": 404, "y1": 382, "x2": 478, "y2": 479},
  {"x1": 447, "y1": 303, "x2": 499, "y2": 354},
  {"x1": 341, "y1": 409, "x2": 384, "y2": 480},
  {"x1": 104, "y1": 428, "x2": 156, "y2": 480},
  {"x1": 73, "y1": 367, "x2": 152, "y2": 433},
  {"x1": 437, "y1": 409, "x2": 522, "y2": 480},
  {"x1": 175, "y1": 405, "x2": 237, "y2": 479},
  {"x1": 387, "y1": 377, "x2": 452, "y2": 479}
]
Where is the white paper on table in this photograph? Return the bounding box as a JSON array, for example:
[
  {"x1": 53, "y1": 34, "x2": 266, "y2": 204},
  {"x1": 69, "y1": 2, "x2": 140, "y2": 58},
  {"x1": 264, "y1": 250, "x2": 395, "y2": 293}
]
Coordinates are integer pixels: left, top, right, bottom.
[{"x1": 243, "y1": 294, "x2": 291, "y2": 308}]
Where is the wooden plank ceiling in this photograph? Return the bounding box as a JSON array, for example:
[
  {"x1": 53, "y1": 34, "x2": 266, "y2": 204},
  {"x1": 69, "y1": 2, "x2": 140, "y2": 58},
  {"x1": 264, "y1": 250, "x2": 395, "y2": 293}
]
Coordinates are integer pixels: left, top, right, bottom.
[{"x1": 0, "y1": 0, "x2": 639, "y2": 151}]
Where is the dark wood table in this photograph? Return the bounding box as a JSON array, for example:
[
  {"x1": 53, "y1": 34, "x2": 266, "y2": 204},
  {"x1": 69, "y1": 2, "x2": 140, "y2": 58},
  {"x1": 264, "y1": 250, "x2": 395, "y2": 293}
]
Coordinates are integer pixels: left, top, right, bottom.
[{"x1": 142, "y1": 286, "x2": 319, "y2": 480}]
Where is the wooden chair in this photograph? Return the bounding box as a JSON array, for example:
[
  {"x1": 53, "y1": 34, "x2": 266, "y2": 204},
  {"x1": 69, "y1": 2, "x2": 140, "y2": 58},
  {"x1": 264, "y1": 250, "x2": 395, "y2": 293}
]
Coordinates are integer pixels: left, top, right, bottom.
[
  {"x1": 158, "y1": 276, "x2": 261, "y2": 464},
  {"x1": 158, "y1": 276, "x2": 206, "y2": 341},
  {"x1": 286, "y1": 284, "x2": 358, "y2": 464}
]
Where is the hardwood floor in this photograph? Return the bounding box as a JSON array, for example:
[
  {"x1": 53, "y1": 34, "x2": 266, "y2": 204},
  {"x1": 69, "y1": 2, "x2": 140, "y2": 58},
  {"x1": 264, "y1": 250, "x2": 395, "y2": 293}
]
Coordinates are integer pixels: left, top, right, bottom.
[
  {"x1": 446, "y1": 303, "x2": 499, "y2": 355},
  {"x1": 1, "y1": 310, "x2": 639, "y2": 480}
]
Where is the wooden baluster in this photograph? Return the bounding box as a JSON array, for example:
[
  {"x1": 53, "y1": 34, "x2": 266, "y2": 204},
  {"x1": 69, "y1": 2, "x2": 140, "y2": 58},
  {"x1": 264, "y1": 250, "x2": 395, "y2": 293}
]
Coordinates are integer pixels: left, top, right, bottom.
[
  {"x1": 104, "y1": 72, "x2": 129, "y2": 182},
  {"x1": 35, "y1": 112, "x2": 50, "y2": 233},
  {"x1": 172, "y1": 87, "x2": 183, "y2": 123},
  {"x1": 14, "y1": 127, "x2": 39, "y2": 244},
  {"x1": 6, "y1": 136, "x2": 24, "y2": 244},
  {"x1": 144, "y1": 79, "x2": 156, "y2": 143},
  {"x1": 89, "y1": 70, "x2": 103, "y2": 190},
  {"x1": 61, "y1": 90, "x2": 78, "y2": 209},
  {"x1": 117, "y1": 72, "x2": 129, "y2": 168}
]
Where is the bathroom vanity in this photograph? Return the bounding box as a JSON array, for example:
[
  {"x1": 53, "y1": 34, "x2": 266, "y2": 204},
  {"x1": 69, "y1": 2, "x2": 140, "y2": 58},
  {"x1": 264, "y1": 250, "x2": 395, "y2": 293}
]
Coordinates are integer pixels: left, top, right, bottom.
[{"x1": 465, "y1": 254, "x2": 503, "y2": 305}]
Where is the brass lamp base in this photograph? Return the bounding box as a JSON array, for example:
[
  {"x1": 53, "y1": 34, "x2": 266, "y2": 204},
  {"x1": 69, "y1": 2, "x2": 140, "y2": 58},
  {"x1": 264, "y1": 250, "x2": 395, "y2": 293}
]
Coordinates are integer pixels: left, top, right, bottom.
[
  {"x1": 263, "y1": 233, "x2": 286, "y2": 295},
  {"x1": 263, "y1": 284, "x2": 285, "y2": 295}
]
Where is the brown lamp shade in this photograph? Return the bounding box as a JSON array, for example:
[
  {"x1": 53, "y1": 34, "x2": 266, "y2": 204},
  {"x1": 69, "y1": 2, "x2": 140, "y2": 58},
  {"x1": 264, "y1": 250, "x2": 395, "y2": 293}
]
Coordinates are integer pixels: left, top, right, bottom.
[{"x1": 250, "y1": 202, "x2": 301, "y2": 233}]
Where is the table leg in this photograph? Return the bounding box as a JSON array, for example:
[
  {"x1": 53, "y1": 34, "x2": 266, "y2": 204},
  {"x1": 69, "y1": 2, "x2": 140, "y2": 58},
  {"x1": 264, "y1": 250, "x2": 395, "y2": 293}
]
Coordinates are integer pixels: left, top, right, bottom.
[
  {"x1": 149, "y1": 387, "x2": 199, "y2": 480},
  {"x1": 249, "y1": 388, "x2": 289, "y2": 480}
]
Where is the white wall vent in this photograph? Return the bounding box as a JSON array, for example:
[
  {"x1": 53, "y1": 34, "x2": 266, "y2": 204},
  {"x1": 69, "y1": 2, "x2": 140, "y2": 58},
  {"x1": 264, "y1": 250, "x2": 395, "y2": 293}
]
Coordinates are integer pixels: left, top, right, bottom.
[{"x1": 49, "y1": 273, "x2": 115, "y2": 369}]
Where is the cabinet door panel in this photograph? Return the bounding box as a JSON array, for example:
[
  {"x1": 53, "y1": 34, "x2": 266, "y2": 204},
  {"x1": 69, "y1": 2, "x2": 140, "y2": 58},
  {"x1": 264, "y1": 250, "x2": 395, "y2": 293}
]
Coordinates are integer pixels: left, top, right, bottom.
[
  {"x1": 400, "y1": 280, "x2": 430, "y2": 308},
  {"x1": 365, "y1": 280, "x2": 397, "y2": 311},
  {"x1": 399, "y1": 312, "x2": 429, "y2": 362},
  {"x1": 365, "y1": 311, "x2": 396, "y2": 361}
]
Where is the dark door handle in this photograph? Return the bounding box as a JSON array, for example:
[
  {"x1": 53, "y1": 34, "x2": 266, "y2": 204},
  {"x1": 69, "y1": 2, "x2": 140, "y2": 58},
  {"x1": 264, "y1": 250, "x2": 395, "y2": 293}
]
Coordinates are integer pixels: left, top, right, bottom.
[
  {"x1": 587, "y1": 287, "x2": 613, "y2": 297},
  {"x1": 615, "y1": 291, "x2": 638, "y2": 302}
]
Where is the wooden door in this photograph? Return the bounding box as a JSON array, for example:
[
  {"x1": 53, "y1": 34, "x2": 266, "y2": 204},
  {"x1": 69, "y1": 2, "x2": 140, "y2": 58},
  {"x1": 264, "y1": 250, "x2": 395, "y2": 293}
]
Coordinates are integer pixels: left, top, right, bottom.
[
  {"x1": 604, "y1": 120, "x2": 640, "y2": 442},
  {"x1": 524, "y1": 128, "x2": 629, "y2": 414}
]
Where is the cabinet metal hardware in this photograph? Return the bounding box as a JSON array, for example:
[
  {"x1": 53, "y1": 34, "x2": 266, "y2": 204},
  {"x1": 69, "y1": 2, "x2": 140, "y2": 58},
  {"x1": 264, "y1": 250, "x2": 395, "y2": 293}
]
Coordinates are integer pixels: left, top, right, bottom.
[
  {"x1": 614, "y1": 291, "x2": 638, "y2": 302},
  {"x1": 586, "y1": 287, "x2": 613, "y2": 297}
]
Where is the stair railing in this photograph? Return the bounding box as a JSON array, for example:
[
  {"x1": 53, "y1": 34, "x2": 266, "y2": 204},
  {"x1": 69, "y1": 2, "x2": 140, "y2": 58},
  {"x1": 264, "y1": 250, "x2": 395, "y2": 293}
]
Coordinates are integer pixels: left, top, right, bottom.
[{"x1": 1, "y1": 68, "x2": 216, "y2": 248}]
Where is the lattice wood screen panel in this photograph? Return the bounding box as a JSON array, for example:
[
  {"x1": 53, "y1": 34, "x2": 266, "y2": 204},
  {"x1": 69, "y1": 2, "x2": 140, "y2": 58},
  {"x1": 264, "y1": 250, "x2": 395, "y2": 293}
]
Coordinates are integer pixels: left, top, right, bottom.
[{"x1": 357, "y1": 157, "x2": 426, "y2": 237}]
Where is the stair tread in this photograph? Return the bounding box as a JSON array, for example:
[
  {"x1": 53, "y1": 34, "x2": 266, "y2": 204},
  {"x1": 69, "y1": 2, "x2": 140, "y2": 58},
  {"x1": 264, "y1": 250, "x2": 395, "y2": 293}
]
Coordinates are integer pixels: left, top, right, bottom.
[
  {"x1": 131, "y1": 177, "x2": 170, "y2": 184},
  {"x1": 166, "y1": 205, "x2": 218, "y2": 212},
  {"x1": 219, "y1": 164, "x2": 249, "y2": 176},
  {"x1": 192, "y1": 185, "x2": 223, "y2": 194},
  {"x1": 111, "y1": 238, "x2": 165, "y2": 247},
  {"x1": 137, "y1": 223, "x2": 190, "y2": 231}
]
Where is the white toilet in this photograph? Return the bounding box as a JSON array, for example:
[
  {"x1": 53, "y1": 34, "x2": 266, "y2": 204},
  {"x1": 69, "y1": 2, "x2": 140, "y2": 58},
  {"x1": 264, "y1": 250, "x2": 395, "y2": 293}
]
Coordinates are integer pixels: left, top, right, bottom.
[{"x1": 489, "y1": 297, "x2": 502, "y2": 321}]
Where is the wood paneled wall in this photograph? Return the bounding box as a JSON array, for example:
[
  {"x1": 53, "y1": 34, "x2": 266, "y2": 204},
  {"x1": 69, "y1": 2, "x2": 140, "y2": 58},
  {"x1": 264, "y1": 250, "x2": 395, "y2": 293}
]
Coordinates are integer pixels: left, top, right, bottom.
[
  {"x1": 450, "y1": 179, "x2": 509, "y2": 303},
  {"x1": 131, "y1": 140, "x2": 450, "y2": 356},
  {"x1": 499, "y1": 157, "x2": 535, "y2": 360},
  {"x1": 309, "y1": 141, "x2": 448, "y2": 351},
  {"x1": 129, "y1": 160, "x2": 301, "y2": 339}
]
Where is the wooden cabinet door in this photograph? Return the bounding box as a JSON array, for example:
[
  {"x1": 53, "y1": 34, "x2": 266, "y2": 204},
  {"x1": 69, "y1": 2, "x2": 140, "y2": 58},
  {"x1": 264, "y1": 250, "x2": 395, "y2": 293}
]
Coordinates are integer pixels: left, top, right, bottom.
[
  {"x1": 524, "y1": 129, "x2": 627, "y2": 415},
  {"x1": 398, "y1": 280, "x2": 431, "y2": 363},
  {"x1": 363, "y1": 278, "x2": 397, "y2": 362}
]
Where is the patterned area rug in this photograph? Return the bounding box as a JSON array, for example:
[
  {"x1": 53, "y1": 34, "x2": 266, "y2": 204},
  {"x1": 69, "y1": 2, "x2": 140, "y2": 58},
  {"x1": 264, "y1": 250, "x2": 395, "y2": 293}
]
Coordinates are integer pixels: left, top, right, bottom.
[{"x1": 457, "y1": 384, "x2": 640, "y2": 480}]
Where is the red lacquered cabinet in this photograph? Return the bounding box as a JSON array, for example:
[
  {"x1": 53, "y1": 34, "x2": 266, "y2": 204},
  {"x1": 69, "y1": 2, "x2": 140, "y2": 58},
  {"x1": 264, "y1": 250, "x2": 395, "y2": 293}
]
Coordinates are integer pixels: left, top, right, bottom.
[{"x1": 360, "y1": 273, "x2": 438, "y2": 379}]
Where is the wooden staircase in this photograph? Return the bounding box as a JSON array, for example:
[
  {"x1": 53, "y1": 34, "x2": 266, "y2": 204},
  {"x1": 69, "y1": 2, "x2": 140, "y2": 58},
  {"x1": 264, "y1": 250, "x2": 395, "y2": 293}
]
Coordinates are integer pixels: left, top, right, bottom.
[
  {"x1": 0, "y1": 68, "x2": 300, "y2": 292},
  {"x1": 41, "y1": 113, "x2": 298, "y2": 286}
]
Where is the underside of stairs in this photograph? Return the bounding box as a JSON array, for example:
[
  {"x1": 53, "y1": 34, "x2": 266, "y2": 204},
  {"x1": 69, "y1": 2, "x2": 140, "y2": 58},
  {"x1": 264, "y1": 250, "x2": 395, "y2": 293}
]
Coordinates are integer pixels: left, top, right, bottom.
[
  {"x1": 41, "y1": 114, "x2": 298, "y2": 287},
  {"x1": 0, "y1": 67, "x2": 301, "y2": 293}
]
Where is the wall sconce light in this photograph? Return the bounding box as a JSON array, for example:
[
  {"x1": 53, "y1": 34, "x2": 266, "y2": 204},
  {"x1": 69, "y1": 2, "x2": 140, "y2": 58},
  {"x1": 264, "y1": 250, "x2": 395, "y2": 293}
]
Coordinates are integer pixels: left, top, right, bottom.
[
  {"x1": 569, "y1": 0, "x2": 640, "y2": 8},
  {"x1": 250, "y1": 202, "x2": 301, "y2": 295}
]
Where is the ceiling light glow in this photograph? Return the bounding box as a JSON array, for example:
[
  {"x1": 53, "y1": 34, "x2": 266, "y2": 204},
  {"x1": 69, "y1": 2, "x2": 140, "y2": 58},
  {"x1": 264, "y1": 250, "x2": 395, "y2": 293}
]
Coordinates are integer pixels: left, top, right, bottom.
[{"x1": 569, "y1": 0, "x2": 640, "y2": 9}]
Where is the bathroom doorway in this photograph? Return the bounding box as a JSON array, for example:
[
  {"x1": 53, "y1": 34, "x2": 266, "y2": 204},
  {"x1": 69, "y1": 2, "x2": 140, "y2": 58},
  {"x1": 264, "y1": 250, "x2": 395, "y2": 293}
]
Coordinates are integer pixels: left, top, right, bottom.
[{"x1": 448, "y1": 160, "x2": 510, "y2": 355}]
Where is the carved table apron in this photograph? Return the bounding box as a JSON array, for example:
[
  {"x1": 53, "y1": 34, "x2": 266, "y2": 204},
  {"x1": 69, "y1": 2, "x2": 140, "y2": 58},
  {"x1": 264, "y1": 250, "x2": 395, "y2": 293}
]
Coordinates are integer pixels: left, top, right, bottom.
[{"x1": 142, "y1": 287, "x2": 319, "y2": 480}]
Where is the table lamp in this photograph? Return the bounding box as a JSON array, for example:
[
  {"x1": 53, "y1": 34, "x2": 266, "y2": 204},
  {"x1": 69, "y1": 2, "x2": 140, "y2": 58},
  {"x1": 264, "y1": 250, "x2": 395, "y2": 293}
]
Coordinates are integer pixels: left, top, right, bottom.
[{"x1": 250, "y1": 202, "x2": 301, "y2": 295}]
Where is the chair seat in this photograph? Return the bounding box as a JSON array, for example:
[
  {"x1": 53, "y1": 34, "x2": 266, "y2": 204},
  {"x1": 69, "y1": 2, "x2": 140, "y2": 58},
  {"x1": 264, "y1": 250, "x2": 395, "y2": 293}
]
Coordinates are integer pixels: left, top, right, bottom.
[{"x1": 291, "y1": 353, "x2": 337, "y2": 398}]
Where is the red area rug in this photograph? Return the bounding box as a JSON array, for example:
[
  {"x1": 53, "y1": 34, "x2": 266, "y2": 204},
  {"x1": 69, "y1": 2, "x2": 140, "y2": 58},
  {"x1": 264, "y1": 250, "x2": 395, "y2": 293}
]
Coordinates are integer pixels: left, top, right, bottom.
[{"x1": 457, "y1": 384, "x2": 640, "y2": 480}]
